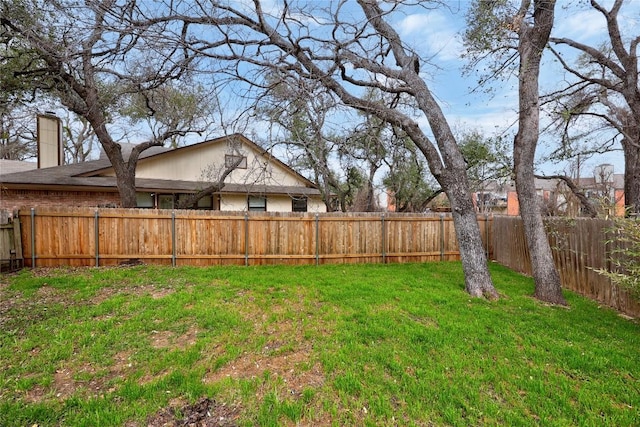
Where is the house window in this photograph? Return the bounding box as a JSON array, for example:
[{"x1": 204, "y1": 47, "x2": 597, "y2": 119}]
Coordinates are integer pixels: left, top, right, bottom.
[
  {"x1": 158, "y1": 194, "x2": 174, "y2": 209},
  {"x1": 248, "y1": 195, "x2": 267, "y2": 211},
  {"x1": 176, "y1": 194, "x2": 213, "y2": 209},
  {"x1": 225, "y1": 154, "x2": 247, "y2": 169},
  {"x1": 196, "y1": 195, "x2": 213, "y2": 209},
  {"x1": 136, "y1": 192, "x2": 154, "y2": 208},
  {"x1": 292, "y1": 197, "x2": 308, "y2": 212}
]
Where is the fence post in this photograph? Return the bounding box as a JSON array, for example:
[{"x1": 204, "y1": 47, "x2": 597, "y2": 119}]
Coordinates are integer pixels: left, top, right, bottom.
[
  {"x1": 30, "y1": 208, "x2": 36, "y2": 268},
  {"x1": 440, "y1": 213, "x2": 445, "y2": 261},
  {"x1": 171, "y1": 211, "x2": 176, "y2": 267},
  {"x1": 94, "y1": 209, "x2": 100, "y2": 267},
  {"x1": 244, "y1": 212, "x2": 249, "y2": 266},
  {"x1": 485, "y1": 213, "x2": 490, "y2": 260},
  {"x1": 381, "y1": 213, "x2": 386, "y2": 264},
  {"x1": 315, "y1": 213, "x2": 320, "y2": 266}
]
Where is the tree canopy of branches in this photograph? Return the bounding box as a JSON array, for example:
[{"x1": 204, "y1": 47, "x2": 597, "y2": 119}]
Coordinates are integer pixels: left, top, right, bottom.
[
  {"x1": 0, "y1": 0, "x2": 211, "y2": 206},
  {"x1": 546, "y1": 0, "x2": 640, "y2": 215},
  {"x1": 0, "y1": 107, "x2": 36, "y2": 160},
  {"x1": 136, "y1": 0, "x2": 498, "y2": 298},
  {"x1": 459, "y1": 131, "x2": 512, "y2": 188},
  {"x1": 383, "y1": 138, "x2": 442, "y2": 213},
  {"x1": 256, "y1": 72, "x2": 354, "y2": 211}
]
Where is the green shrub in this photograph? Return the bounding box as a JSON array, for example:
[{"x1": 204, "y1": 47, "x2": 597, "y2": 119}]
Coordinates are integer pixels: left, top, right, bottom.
[{"x1": 597, "y1": 217, "x2": 640, "y2": 296}]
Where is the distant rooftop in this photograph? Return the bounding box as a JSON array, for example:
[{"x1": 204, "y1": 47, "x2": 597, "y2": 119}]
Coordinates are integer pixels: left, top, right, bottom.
[{"x1": 0, "y1": 160, "x2": 37, "y2": 176}]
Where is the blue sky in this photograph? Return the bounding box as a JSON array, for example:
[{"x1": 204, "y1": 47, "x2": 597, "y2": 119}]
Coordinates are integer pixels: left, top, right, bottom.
[
  {"x1": 228, "y1": 0, "x2": 633, "y2": 179},
  {"x1": 52, "y1": 0, "x2": 633, "y2": 181},
  {"x1": 382, "y1": 0, "x2": 635, "y2": 178}
]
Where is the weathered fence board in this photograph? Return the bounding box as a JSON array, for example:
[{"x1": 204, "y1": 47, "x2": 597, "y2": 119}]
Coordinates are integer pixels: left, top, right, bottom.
[
  {"x1": 17, "y1": 207, "x2": 491, "y2": 268},
  {"x1": 0, "y1": 213, "x2": 23, "y2": 272},
  {"x1": 493, "y1": 215, "x2": 640, "y2": 317},
  {"x1": 12, "y1": 206, "x2": 640, "y2": 316}
]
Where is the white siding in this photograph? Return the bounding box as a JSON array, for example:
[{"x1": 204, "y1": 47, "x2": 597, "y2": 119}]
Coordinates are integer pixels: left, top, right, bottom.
[
  {"x1": 218, "y1": 194, "x2": 326, "y2": 213},
  {"x1": 106, "y1": 140, "x2": 306, "y2": 187}
]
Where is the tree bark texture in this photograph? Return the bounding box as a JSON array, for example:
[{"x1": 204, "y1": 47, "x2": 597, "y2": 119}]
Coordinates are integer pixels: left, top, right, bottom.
[
  {"x1": 440, "y1": 170, "x2": 498, "y2": 298},
  {"x1": 624, "y1": 140, "x2": 640, "y2": 215},
  {"x1": 202, "y1": 0, "x2": 500, "y2": 298},
  {"x1": 514, "y1": 0, "x2": 567, "y2": 305}
]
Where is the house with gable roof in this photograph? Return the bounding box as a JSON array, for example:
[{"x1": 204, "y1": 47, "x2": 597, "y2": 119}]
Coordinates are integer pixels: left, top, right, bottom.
[{"x1": 0, "y1": 116, "x2": 326, "y2": 213}]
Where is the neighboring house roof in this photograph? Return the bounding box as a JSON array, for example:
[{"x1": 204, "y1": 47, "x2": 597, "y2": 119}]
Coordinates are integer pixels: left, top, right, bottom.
[
  {"x1": 0, "y1": 159, "x2": 37, "y2": 174},
  {"x1": 0, "y1": 134, "x2": 321, "y2": 196},
  {"x1": 577, "y1": 173, "x2": 624, "y2": 190}
]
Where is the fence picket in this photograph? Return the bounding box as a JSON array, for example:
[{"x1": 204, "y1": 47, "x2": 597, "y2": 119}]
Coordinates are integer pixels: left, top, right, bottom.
[
  {"x1": 18, "y1": 208, "x2": 481, "y2": 268},
  {"x1": 15, "y1": 207, "x2": 638, "y2": 317},
  {"x1": 492, "y1": 216, "x2": 640, "y2": 317}
]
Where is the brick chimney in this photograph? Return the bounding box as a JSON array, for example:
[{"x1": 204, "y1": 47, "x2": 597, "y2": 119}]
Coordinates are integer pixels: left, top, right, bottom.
[{"x1": 37, "y1": 113, "x2": 63, "y2": 168}]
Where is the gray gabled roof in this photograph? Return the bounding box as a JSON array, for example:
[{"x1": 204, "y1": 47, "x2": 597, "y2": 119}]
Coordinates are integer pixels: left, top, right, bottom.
[{"x1": 0, "y1": 134, "x2": 321, "y2": 196}]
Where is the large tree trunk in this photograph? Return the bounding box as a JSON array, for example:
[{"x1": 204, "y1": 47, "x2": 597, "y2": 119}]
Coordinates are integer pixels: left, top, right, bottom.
[
  {"x1": 87, "y1": 113, "x2": 139, "y2": 208},
  {"x1": 623, "y1": 138, "x2": 640, "y2": 215},
  {"x1": 515, "y1": 0, "x2": 567, "y2": 305},
  {"x1": 440, "y1": 171, "x2": 498, "y2": 298},
  {"x1": 515, "y1": 160, "x2": 566, "y2": 303},
  {"x1": 114, "y1": 169, "x2": 138, "y2": 208}
]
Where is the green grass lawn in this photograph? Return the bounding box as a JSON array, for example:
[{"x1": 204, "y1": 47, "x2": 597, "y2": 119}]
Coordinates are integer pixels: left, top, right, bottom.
[{"x1": 0, "y1": 262, "x2": 638, "y2": 426}]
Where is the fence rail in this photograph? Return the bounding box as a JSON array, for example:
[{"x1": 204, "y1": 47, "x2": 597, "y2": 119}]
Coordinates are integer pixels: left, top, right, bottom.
[
  {"x1": 11, "y1": 207, "x2": 639, "y2": 317},
  {"x1": 492, "y1": 215, "x2": 640, "y2": 317},
  {"x1": 17, "y1": 207, "x2": 492, "y2": 268}
]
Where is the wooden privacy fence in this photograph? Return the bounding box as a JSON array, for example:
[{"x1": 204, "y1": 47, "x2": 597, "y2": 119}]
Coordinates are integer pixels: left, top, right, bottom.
[
  {"x1": 17, "y1": 207, "x2": 493, "y2": 268},
  {"x1": 0, "y1": 212, "x2": 23, "y2": 272},
  {"x1": 493, "y1": 215, "x2": 640, "y2": 317}
]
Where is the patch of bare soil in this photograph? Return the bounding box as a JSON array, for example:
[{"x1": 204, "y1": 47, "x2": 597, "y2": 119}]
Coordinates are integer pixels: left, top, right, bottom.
[
  {"x1": 143, "y1": 397, "x2": 241, "y2": 427},
  {"x1": 90, "y1": 284, "x2": 176, "y2": 305},
  {"x1": 203, "y1": 289, "x2": 327, "y2": 396},
  {"x1": 204, "y1": 344, "x2": 324, "y2": 393},
  {"x1": 150, "y1": 325, "x2": 199, "y2": 350},
  {"x1": 24, "y1": 351, "x2": 135, "y2": 403}
]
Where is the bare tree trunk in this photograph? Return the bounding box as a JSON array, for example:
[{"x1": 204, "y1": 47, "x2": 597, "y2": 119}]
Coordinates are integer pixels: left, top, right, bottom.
[
  {"x1": 88, "y1": 113, "x2": 140, "y2": 208},
  {"x1": 623, "y1": 138, "x2": 640, "y2": 215},
  {"x1": 142, "y1": 0, "x2": 499, "y2": 298},
  {"x1": 515, "y1": 0, "x2": 567, "y2": 305},
  {"x1": 441, "y1": 172, "x2": 497, "y2": 298}
]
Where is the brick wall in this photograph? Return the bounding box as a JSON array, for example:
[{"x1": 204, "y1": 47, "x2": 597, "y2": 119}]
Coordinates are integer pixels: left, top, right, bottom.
[{"x1": 0, "y1": 189, "x2": 122, "y2": 212}]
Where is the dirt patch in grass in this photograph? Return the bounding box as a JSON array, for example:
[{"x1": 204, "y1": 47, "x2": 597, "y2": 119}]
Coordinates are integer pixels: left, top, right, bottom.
[
  {"x1": 150, "y1": 325, "x2": 199, "y2": 350},
  {"x1": 24, "y1": 383, "x2": 47, "y2": 403},
  {"x1": 204, "y1": 289, "x2": 327, "y2": 396},
  {"x1": 204, "y1": 343, "x2": 324, "y2": 392},
  {"x1": 24, "y1": 351, "x2": 135, "y2": 403},
  {"x1": 141, "y1": 397, "x2": 241, "y2": 427},
  {"x1": 90, "y1": 284, "x2": 176, "y2": 305}
]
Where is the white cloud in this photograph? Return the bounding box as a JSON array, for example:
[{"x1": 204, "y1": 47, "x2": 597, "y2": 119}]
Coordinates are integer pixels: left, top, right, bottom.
[
  {"x1": 553, "y1": 9, "x2": 607, "y2": 41},
  {"x1": 397, "y1": 12, "x2": 464, "y2": 62},
  {"x1": 398, "y1": 14, "x2": 431, "y2": 35}
]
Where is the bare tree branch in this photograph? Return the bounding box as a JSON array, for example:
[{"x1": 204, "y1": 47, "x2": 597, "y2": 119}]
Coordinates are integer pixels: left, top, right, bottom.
[{"x1": 534, "y1": 174, "x2": 598, "y2": 217}]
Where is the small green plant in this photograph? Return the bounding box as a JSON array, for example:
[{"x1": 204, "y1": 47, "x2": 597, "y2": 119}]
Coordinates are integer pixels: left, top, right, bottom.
[{"x1": 597, "y1": 216, "x2": 640, "y2": 296}]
